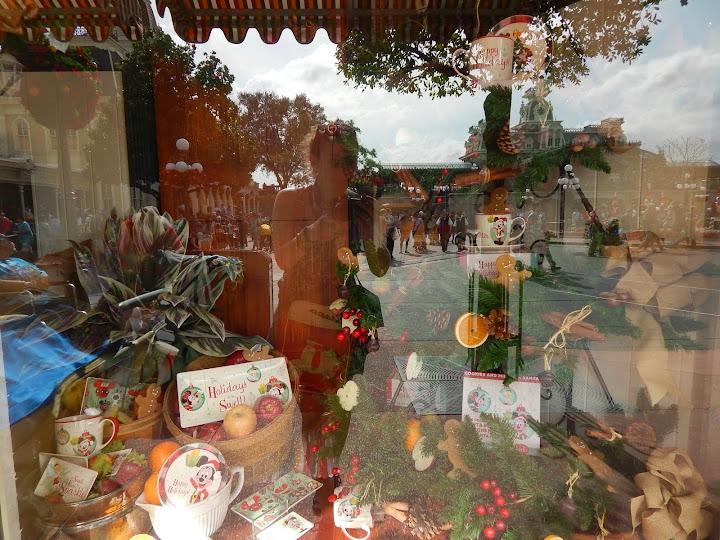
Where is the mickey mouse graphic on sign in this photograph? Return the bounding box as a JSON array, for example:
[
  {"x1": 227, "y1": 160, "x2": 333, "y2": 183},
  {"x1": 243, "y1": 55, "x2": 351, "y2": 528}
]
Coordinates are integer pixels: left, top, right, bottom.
[
  {"x1": 180, "y1": 384, "x2": 205, "y2": 412},
  {"x1": 259, "y1": 377, "x2": 289, "y2": 402},
  {"x1": 189, "y1": 455, "x2": 220, "y2": 504},
  {"x1": 511, "y1": 406, "x2": 534, "y2": 441}
]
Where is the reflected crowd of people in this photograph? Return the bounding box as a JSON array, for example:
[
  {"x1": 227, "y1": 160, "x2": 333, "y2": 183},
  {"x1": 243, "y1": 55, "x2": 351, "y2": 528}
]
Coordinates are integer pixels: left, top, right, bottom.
[
  {"x1": 380, "y1": 208, "x2": 471, "y2": 258},
  {"x1": 186, "y1": 211, "x2": 273, "y2": 253}
]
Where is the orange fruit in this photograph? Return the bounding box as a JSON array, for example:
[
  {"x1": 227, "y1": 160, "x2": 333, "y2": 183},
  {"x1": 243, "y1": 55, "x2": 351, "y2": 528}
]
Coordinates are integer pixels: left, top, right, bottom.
[
  {"x1": 405, "y1": 419, "x2": 422, "y2": 452},
  {"x1": 454, "y1": 312, "x2": 489, "y2": 349},
  {"x1": 149, "y1": 441, "x2": 181, "y2": 473},
  {"x1": 144, "y1": 472, "x2": 161, "y2": 505}
]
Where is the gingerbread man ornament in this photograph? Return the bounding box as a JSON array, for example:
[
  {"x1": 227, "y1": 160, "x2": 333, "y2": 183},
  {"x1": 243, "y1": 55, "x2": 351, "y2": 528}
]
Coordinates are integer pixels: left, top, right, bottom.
[
  {"x1": 133, "y1": 383, "x2": 162, "y2": 419},
  {"x1": 483, "y1": 187, "x2": 511, "y2": 214},
  {"x1": 437, "y1": 419, "x2": 477, "y2": 478},
  {"x1": 493, "y1": 254, "x2": 532, "y2": 290}
]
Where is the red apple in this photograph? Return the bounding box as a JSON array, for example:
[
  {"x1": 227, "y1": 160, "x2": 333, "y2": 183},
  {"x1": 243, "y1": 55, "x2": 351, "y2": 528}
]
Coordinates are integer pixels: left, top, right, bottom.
[
  {"x1": 223, "y1": 405, "x2": 257, "y2": 439},
  {"x1": 180, "y1": 425, "x2": 197, "y2": 438},
  {"x1": 254, "y1": 395, "x2": 284, "y2": 425},
  {"x1": 195, "y1": 421, "x2": 228, "y2": 441},
  {"x1": 224, "y1": 350, "x2": 246, "y2": 366}
]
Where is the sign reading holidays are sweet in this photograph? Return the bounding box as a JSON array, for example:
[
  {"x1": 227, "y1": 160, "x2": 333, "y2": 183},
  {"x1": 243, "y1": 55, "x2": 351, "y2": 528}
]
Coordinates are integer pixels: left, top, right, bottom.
[{"x1": 177, "y1": 357, "x2": 292, "y2": 428}]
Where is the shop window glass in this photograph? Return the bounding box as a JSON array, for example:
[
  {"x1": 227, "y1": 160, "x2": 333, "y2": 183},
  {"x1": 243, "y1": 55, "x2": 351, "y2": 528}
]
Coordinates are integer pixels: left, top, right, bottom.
[{"x1": 1, "y1": 1, "x2": 719, "y2": 538}]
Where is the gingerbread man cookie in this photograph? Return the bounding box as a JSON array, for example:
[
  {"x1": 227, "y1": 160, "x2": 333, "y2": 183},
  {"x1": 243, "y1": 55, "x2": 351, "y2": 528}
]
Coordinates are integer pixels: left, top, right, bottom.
[
  {"x1": 493, "y1": 254, "x2": 532, "y2": 290},
  {"x1": 133, "y1": 383, "x2": 162, "y2": 419},
  {"x1": 242, "y1": 344, "x2": 274, "y2": 362},
  {"x1": 437, "y1": 419, "x2": 477, "y2": 478},
  {"x1": 483, "y1": 187, "x2": 511, "y2": 214},
  {"x1": 568, "y1": 436, "x2": 635, "y2": 495}
]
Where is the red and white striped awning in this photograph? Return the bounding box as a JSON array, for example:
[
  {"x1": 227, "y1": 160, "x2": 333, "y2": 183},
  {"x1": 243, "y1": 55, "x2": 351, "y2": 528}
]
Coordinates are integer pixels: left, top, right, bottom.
[
  {"x1": 155, "y1": 0, "x2": 522, "y2": 44},
  {"x1": 0, "y1": 0, "x2": 147, "y2": 43},
  {"x1": 1, "y1": 0, "x2": 575, "y2": 45}
]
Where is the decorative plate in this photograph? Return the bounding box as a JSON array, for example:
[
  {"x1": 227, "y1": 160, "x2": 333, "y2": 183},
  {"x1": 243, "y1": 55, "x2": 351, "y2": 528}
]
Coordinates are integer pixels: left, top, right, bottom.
[
  {"x1": 157, "y1": 443, "x2": 227, "y2": 507},
  {"x1": 489, "y1": 15, "x2": 552, "y2": 81}
]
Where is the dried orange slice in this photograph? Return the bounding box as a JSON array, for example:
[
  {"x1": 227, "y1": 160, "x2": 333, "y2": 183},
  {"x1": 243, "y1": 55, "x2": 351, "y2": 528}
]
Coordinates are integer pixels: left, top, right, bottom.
[{"x1": 454, "y1": 312, "x2": 489, "y2": 349}]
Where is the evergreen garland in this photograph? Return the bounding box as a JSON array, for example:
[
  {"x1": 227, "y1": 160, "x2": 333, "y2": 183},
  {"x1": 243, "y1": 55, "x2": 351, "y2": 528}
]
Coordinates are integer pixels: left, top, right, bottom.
[{"x1": 334, "y1": 377, "x2": 615, "y2": 540}]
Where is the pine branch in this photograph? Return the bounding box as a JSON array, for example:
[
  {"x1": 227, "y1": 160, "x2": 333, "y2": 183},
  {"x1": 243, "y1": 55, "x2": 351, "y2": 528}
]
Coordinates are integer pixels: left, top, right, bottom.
[
  {"x1": 476, "y1": 338, "x2": 509, "y2": 371},
  {"x1": 658, "y1": 320, "x2": 706, "y2": 351}
]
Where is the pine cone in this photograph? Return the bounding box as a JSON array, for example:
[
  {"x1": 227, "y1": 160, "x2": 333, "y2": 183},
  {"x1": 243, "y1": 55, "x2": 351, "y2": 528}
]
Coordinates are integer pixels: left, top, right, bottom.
[
  {"x1": 407, "y1": 495, "x2": 447, "y2": 539},
  {"x1": 486, "y1": 309, "x2": 514, "y2": 340},
  {"x1": 625, "y1": 421, "x2": 657, "y2": 450},
  {"x1": 497, "y1": 120, "x2": 519, "y2": 155},
  {"x1": 426, "y1": 309, "x2": 451, "y2": 331}
]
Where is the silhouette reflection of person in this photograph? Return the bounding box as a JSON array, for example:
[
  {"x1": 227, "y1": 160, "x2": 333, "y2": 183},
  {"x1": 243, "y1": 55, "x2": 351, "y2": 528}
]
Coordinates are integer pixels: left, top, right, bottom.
[{"x1": 272, "y1": 121, "x2": 364, "y2": 412}]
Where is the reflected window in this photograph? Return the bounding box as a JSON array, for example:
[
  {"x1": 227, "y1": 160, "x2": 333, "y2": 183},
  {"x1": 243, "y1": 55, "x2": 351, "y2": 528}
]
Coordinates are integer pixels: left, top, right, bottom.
[
  {"x1": 48, "y1": 129, "x2": 79, "y2": 151},
  {"x1": 13, "y1": 118, "x2": 31, "y2": 155}
]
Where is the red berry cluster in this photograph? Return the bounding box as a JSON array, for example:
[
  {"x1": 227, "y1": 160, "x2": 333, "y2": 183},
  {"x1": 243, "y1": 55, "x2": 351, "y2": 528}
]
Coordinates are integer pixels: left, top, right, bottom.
[
  {"x1": 473, "y1": 479, "x2": 517, "y2": 538},
  {"x1": 321, "y1": 420, "x2": 341, "y2": 434},
  {"x1": 327, "y1": 454, "x2": 361, "y2": 503},
  {"x1": 336, "y1": 309, "x2": 369, "y2": 342}
]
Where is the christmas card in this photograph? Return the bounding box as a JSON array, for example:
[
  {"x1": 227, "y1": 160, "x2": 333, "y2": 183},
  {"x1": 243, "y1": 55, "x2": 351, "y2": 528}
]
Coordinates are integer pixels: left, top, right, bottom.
[
  {"x1": 461, "y1": 372, "x2": 541, "y2": 454},
  {"x1": 464, "y1": 252, "x2": 536, "y2": 278},
  {"x1": 232, "y1": 471, "x2": 321, "y2": 528},
  {"x1": 34, "y1": 457, "x2": 98, "y2": 503},
  {"x1": 177, "y1": 357, "x2": 293, "y2": 428},
  {"x1": 81, "y1": 377, "x2": 146, "y2": 415},
  {"x1": 256, "y1": 512, "x2": 314, "y2": 540},
  {"x1": 38, "y1": 453, "x2": 88, "y2": 471}
]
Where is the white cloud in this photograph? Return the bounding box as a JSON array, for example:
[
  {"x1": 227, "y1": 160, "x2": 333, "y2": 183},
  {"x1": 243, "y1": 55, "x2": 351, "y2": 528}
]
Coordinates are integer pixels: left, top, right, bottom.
[
  {"x1": 150, "y1": 0, "x2": 720, "y2": 164},
  {"x1": 550, "y1": 47, "x2": 720, "y2": 157}
]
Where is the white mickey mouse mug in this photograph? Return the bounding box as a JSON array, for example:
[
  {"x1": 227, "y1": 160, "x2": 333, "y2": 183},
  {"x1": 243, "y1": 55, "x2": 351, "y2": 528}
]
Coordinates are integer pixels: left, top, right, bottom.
[
  {"x1": 333, "y1": 485, "x2": 373, "y2": 540},
  {"x1": 55, "y1": 413, "x2": 119, "y2": 458}
]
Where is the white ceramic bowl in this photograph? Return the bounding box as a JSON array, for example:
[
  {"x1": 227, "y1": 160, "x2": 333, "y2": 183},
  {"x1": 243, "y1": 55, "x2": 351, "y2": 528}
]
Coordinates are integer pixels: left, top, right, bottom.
[{"x1": 136, "y1": 467, "x2": 244, "y2": 540}]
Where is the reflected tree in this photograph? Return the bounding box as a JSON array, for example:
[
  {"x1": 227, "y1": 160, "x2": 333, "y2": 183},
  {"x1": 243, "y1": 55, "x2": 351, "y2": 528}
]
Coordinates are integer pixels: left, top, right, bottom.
[
  {"x1": 236, "y1": 91, "x2": 326, "y2": 188},
  {"x1": 120, "y1": 31, "x2": 255, "y2": 209},
  {"x1": 657, "y1": 136, "x2": 710, "y2": 165},
  {"x1": 337, "y1": 0, "x2": 689, "y2": 97}
]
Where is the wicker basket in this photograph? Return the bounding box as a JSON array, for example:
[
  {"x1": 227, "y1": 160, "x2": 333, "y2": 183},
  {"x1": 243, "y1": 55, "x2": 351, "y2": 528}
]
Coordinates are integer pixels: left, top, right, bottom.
[
  {"x1": 163, "y1": 356, "x2": 300, "y2": 485},
  {"x1": 103, "y1": 409, "x2": 164, "y2": 442}
]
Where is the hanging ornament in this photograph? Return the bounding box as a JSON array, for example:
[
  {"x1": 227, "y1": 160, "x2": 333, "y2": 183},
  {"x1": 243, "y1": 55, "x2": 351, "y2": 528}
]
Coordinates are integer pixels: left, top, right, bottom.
[
  {"x1": 496, "y1": 120, "x2": 519, "y2": 155},
  {"x1": 485, "y1": 308, "x2": 514, "y2": 340}
]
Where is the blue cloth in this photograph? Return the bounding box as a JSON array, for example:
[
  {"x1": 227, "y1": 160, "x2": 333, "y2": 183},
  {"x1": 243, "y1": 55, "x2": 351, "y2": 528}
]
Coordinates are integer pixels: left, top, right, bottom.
[
  {"x1": 3, "y1": 317, "x2": 105, "y2": 425},
  {"x1": 0, "y1": 257, "x2": 46, "y2": 282}
]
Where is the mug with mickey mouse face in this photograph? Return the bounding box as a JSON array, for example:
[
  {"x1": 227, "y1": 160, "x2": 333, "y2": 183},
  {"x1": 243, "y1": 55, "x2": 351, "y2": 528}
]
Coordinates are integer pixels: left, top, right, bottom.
[
  {"x1": 55, "y1": 413, "x2": 119, "y2": 458},
  {"x1": 476, "y1": 213, "x2": 526, "y2": 249}
]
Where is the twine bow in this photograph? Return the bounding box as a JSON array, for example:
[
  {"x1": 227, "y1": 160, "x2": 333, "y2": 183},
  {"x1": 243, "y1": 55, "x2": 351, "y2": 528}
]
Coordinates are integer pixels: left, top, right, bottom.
[
  {"x1": 596, "y1": 506, "x2": 610, "y2": 540},
  {"x1": 566, "y1": 470, "x2": 580, "y2": 499},
  {"x1": 544, "y1": 305, "x2": 593, "y2": 349},
  {"x1": 630, "y1": 447, "x2": 714, "y2": 540}
]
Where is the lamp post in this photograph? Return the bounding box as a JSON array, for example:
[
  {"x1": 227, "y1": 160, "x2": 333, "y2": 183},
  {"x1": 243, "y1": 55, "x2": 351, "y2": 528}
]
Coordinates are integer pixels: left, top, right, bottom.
[
  {"x1": 558, "y1": 164, "x2": 604, "y2": 237},
  {"x1": 165, "y1": 138, "x2": 204, "y2": 216},
  {"x1": 557, "y1": 164, "x2": 580, "y2": 237}
]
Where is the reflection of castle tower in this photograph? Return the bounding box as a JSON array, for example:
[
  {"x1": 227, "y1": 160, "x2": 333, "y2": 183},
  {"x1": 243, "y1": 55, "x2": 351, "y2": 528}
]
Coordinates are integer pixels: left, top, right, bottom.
[
  {"x1": 460, "y1": 86, "x2": 565, "y2": 166},
  {"x1": 515, "y1": 86, "x2": 565, "y2": 151}
]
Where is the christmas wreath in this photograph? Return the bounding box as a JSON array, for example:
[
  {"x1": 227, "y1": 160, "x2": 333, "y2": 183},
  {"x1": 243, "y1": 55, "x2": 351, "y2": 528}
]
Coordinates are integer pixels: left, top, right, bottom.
[{"x1": 1, "y1": 33, "x2": 100, "y2": 129}]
